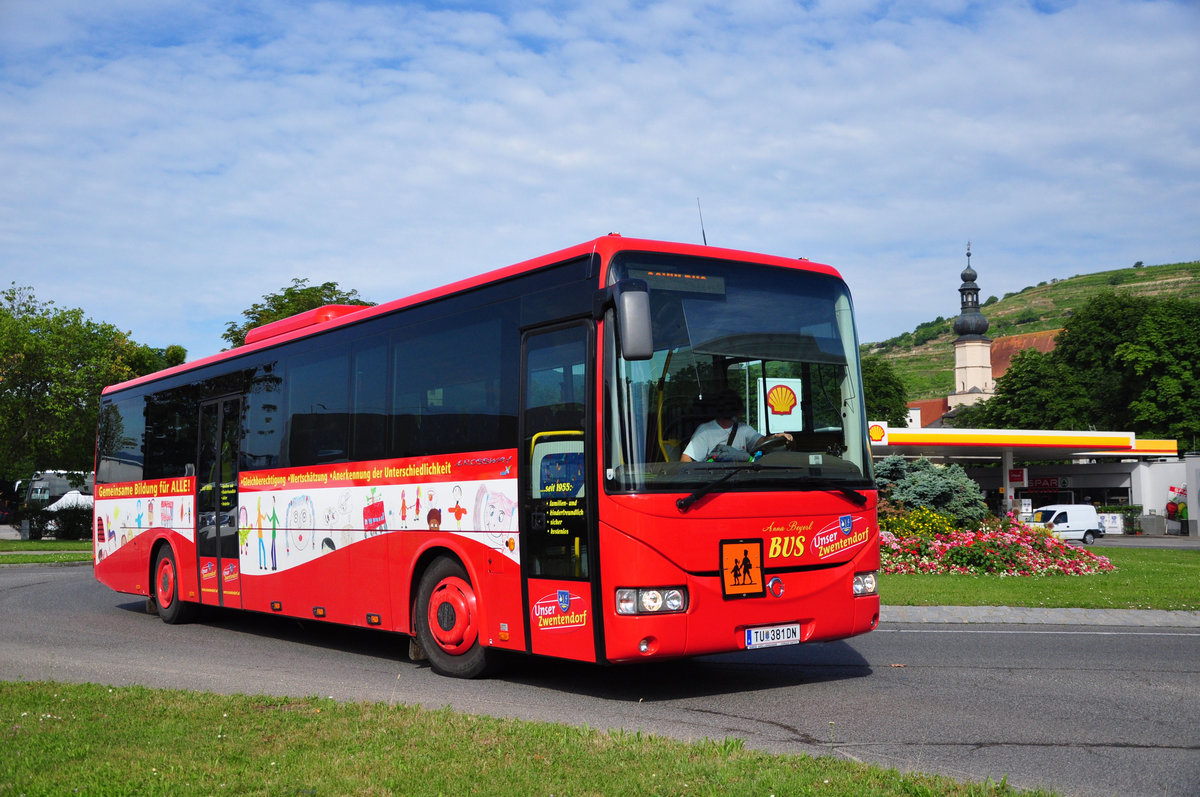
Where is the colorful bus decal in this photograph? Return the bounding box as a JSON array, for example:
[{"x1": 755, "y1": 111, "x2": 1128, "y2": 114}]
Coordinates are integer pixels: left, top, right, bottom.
[
  {"x1": 811, "y1": 514, "x2": 871, "y2": 560},
  {"x1": 235, "y1": 449, "x2": 519, "y2": 576},
  {"x1": 94, "y1": 477, "x2": 196, "y2": 563},
  {"x1": 761, "y1": 513, "x2": 872, "y2": 565},
  {"x1": 531, "y1": 588, "x2": 589, "y2": 632}
]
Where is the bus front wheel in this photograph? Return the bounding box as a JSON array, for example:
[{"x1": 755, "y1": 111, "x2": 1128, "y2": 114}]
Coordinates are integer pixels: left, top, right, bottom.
[
  {"x1": 153, "y1": 547, "x2": 196, "y2": 625},
  {"x1": 415, "y1": 556, "x2": 494, "y2": 678}
]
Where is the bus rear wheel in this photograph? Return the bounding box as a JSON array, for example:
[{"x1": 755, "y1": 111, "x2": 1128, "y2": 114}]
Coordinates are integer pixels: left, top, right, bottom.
[
  {"x1": 153, "y1": 547, "x2": 196, "y2": 625},
  {"x1": 415, "y1": 556, "x2": 495, "y2": 678}
]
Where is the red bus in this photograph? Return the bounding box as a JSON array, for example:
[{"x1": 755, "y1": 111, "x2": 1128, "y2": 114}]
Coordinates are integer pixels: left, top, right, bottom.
[{"x1": 94, "y1": 235, "x2": 879, "y2": 678}]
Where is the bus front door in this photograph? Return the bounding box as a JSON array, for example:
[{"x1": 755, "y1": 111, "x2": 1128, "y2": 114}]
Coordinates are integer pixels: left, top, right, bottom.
[
  {"x1": 520, "y1": 323, "x2": 598, "y2": 663},
  {"x1": 197, "y1": 397, "x2": 243, "y2": 609}
]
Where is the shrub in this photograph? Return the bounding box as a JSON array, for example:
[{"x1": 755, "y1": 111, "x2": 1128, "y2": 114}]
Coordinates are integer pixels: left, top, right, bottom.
[
  {"x1": 1012, "y1": 309, "x2": 1039, "y2": 325},
  {"x1": 47, "y1": 506, "x2": 94, "y2": 541},
  {"x1": 873, "y1": 455, "x2": 990, "y2": 529},
  {"x1": 15, "y1": 505, "x2": 47, "y2": 540},
  {"x1": 16, "y1": 505, "x2": 93, "y2": 540},
  {"x1": 941, "y1": 538, "x2": 1024, "y2": 573},
  {"x1": 880, "y1": 505, "x2": 957, "y2": 538}
]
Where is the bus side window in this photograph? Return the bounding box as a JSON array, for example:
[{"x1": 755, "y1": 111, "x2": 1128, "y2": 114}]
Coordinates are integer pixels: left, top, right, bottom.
[
  {"x1": 97, "y1": 396, "x2": 146, "y2": 484},
  {"x1": 351, "y1": 335, "x2": 389, "y2": 462},
  {"x1": 286, "y1": 343, "x2": 350, "y2": 466},
  {"x1": 389, "y1": 311, "x2": 511, "y2": 457}
]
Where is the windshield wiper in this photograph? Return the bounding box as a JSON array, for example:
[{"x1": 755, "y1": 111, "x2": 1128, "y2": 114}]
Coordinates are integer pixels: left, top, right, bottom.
[
  {"x1": 676, "y1": 467, "x2": 870, "y2": 512},
  {"x1": 787, "y1": 477, "x2": 870, "y2": 506},
  {"x1": 676, "y1": 465, "x2": 763, "y2": 512}
]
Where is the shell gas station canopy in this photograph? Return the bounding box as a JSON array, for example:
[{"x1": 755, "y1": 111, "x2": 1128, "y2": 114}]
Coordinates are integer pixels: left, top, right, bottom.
[{"x1": 868, "y1": 423, "x2": 1179, "y2": 508}]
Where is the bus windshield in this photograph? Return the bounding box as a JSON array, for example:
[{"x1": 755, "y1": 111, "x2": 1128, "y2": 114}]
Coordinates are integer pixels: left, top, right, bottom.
[{"x1": 605, "y1": 252, "x2": 873, "y2": 494}]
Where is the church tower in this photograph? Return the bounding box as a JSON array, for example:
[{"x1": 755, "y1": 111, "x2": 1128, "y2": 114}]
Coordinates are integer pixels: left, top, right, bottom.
[{"x1": 948, "y1": 243, "x2": 994, "y2": 408}]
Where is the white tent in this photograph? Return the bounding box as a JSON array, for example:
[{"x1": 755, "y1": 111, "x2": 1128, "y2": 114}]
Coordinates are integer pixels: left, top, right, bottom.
[{"x1": 45, "y1": 490, "x2": 93, "y2": 511}]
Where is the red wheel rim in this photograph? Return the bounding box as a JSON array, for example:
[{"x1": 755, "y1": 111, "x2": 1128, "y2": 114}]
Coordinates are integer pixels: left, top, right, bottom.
[
  {"x1": 156, "y1": 557, "x2": 176, "y2": 609},
  {"x1": 426, "y1": 576, "x2": 478, "y2": 655}
]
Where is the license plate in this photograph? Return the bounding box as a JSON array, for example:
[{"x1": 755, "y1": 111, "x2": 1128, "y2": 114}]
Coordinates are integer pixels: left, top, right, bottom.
[{"x1": 744, "y1": 623, "x2": 801, "y2": 649}]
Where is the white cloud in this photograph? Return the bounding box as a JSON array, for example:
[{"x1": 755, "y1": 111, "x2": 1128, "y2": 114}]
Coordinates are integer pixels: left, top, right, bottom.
[{"x1": 0, "y1": 0, "x2": 1197, "y2": 356}]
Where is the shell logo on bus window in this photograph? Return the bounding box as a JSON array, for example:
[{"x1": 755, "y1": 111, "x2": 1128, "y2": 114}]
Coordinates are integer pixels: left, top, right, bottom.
[{"x1": 766, "y1": 384, "x2": 797, "y2": 416}]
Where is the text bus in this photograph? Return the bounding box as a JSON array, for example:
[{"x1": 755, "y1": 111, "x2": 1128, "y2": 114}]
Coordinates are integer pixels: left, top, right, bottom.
[{"x1": 94, "y1": 235, "x2": 879, "y2": 677}]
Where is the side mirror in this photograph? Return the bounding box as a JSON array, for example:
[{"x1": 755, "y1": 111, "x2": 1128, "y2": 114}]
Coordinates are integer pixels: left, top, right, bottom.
[{"x1": 614, "y1": 280, "x2": 653, "y2": 360}]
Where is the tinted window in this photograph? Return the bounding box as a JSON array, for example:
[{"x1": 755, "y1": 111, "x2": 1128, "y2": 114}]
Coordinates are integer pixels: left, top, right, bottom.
[
  {"x1": 390, "y1": 307, "x2": 516, "y2": 457},
  {"x1": 144, "y1": 386, "x2": 199, "y2": 480},
  {"x1": 97, "y1": 396, "x2": 145, "y2": 484},
  {"x1": 243, "y1": 359, "x2": 285, "y2": 470},
  {"x1": 351, "y1": 335, "x2": 389, "y2": 462},
  {"x1": 286, "y1": 343, "x2": 350, "y2": 465}
]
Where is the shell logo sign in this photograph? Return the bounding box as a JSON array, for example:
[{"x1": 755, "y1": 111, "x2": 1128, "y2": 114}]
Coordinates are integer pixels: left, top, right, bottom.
[{"x1": 766, "y1": 384, "x2": 798, "y2": 416}]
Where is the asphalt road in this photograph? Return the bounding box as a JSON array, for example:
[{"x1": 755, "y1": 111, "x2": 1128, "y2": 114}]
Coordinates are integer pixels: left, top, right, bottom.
[{"x1": 3, "y1": 564, "x2": 1198, "y2": 797}]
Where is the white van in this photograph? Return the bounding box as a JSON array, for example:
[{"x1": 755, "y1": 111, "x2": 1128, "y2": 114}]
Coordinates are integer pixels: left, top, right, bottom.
[{"x1": 1028, "y1": 504, "x2": 1105, "y2": 544}]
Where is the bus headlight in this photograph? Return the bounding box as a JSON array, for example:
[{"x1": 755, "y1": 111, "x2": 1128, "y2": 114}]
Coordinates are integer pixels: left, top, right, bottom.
[
  {"x1": 616, "y1": 587, "x2": 688, "y2": 615},
  {"x1": 853, "y1": 571, "x2": 878, "y2": 596}
]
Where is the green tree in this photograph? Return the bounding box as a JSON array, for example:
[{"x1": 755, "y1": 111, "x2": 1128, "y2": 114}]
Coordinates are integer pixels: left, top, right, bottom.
[
  {"x1": 1049, "y1": 292, "x2": 1148, "y2": 429},
  {"x1": 966, "y1": 347, "x2": 1073, "y2": 428},
  {"x1": 223, "y1": 278, "x2": 374, "y2": 348},
  {"x1": 121, "y1": 343, "x2": 188, "y2": 375},
  {"x1": 0, "y1": 285, "x2": 179, "y2": 481},
  {"x1": 964, "y1": 292, "x2": 1200, "y2": 450},
  {"x1": 1112, "y1": 298, "x2": 1200, "y2": 445},
  {"x1": 860, "y1": 354, "x2": 909, "y2": 425}
]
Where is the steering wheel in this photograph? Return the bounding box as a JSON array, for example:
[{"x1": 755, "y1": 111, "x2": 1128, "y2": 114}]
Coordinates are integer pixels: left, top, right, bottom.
[{"x1": 751, "y1": 435, "x2": 789, "y2": 455}]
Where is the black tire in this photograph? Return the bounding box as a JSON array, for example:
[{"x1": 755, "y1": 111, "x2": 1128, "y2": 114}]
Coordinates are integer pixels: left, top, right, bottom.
[
  {"x1": 153, "y1": 546, "x2": 197, "y2": 625},
  {"x1": 414, "y1": 556, "x2": 495, "y2": 678},
  {"x1": 1082, "y1": 530, "x2": 1096, "y2": 545}
]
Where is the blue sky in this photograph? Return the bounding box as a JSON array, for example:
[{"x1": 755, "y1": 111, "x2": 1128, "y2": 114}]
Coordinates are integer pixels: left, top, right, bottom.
[{"x1": 2, "y1": 0, "x2": 1197, "y2": 358}]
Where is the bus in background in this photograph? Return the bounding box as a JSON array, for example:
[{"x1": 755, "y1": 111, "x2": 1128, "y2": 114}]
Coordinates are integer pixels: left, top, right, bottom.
[
  {"x1": 20, "y1": 470, "x2": 94, "y2": 508},
  {"x1": 93, "y1": 235, "x2": 879, "y2": 678}
]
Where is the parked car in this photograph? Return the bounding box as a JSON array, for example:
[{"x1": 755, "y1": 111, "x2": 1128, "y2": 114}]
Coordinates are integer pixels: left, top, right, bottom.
[{"x1": 1029, "y1": 504, "x2": 1105, "y2": 544}]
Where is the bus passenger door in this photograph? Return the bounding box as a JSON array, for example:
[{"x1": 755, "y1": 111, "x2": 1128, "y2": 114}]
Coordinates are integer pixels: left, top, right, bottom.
[
  {"x1": 520, "y1": 323, "x2": 598, "y2": 663},
  {"x1": 197, "y1": 397, "x2": 243, "y2": 609}
]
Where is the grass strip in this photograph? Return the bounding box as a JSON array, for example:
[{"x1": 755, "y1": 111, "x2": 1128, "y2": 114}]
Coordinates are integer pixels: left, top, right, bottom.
[
  {"x1": 0, "y1": 553, "x2": 92, "y2": 565},
  {"x1": 0, "y1": 539, "x2": 91, "y2": 565},
  {"x1": 0, "y1": 681, "x2": 1047, "y2": 796},
  {"x1": 0, "y1": 540, "x2": 92, "y2": 552},
  {"x1": 881, "y1": 548, "x2": 1200, "y2": 610}
]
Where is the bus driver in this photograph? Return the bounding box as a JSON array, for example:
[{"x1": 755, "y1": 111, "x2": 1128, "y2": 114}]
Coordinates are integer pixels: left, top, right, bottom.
[{"x1": 680, "y1": 389, "x2": 793, "y2": 462}]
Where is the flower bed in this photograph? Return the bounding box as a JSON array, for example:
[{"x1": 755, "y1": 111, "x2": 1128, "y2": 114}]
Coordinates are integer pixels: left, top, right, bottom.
[{"x1": 880, "y1": 514, "x2": 1116, "y2": 577}]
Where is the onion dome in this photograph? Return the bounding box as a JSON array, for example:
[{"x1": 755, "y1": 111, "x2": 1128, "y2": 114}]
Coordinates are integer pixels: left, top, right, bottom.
[{"x1": 953, "y1": 242, "x2": 990, "y2": 338}]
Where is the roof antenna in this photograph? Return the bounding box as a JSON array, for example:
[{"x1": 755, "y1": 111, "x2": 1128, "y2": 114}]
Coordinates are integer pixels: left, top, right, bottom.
[{"x1": 696, "y1": 197, "x2": 708, "y2": 246}]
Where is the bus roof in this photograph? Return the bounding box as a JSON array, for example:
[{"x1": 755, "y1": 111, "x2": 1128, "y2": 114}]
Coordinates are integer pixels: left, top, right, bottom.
[{"x1": 102, "y1": 235, "x2": 841, "y2": 396}]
